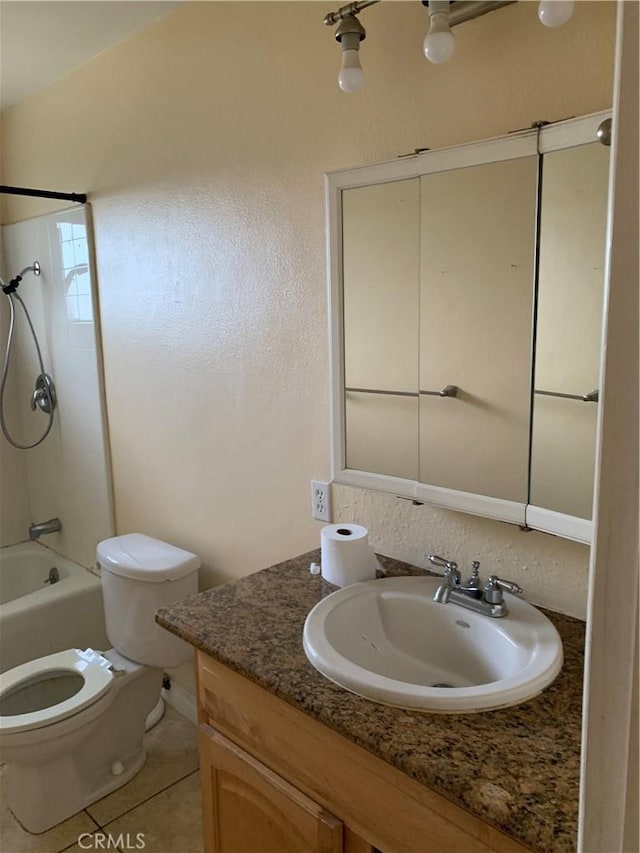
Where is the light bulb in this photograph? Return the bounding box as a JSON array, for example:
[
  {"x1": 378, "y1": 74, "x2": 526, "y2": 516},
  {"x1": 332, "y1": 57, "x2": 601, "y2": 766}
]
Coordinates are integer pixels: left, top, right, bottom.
[
  {"x1": 338, "y1": 49, "x2": 365, "y2": 93},
  {"x1": 538, "y1": 0, "x2": 575, "y2": 28},
  {"x1": 423, "y1": 13, "x2": 455, "y2": 64}
]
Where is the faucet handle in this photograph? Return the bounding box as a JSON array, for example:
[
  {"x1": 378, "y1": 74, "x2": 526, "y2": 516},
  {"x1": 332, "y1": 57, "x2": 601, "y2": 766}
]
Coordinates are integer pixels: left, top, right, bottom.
[
  {"x1": 427, "y1": 554, "x2": 460, "y2": 584},
  {"x1": 483, "y1": 575, "x2": 523, "y2": 604},
  {"x1": 427, "y1": 554, "x2": 457, "y2": 570},
  {"x1": 494, "y1": 577, "x2": 523, "y2": 595},
  {"x1": 31, "y1": 387, "x2": 46, "y2": 411}
]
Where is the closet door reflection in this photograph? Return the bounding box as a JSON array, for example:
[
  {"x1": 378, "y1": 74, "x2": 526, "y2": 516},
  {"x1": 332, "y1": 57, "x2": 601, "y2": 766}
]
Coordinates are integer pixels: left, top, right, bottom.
[
  {"x1": 419, "y1": 157, "x2": 538, "y2": 501},
  {"x1": 530, "y1": 142, "x2": 609, "y2": 519},
  {"x1": 342, "y1": 179, "x2": 419, "y2": 479}
]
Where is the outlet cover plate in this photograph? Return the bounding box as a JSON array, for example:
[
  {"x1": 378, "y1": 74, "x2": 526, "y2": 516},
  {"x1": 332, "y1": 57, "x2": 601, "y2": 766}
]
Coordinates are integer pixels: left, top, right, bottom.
[{"x1": 311, "y1": 480, "x2": 332, "y2": 522}]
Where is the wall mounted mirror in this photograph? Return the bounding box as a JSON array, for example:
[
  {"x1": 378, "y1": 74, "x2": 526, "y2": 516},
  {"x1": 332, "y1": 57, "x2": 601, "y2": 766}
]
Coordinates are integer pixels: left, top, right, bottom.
[
  {"x1": 342, "y1": 178, "x2": 420, "y2": 481},
  {"x1": 328, "y1": 111, "x2": 611, "y2": 543},
  {"x1": 418, "y1": 156, "x2": 537, "y2": 505},
  {"x1": 527, "y1": 133, "x2": 610, "y2": 540}
]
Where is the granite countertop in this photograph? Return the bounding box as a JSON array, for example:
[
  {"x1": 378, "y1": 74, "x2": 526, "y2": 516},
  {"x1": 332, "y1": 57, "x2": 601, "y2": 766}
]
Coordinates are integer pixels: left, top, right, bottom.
[{"x1": 157, "y1": 550, "x2": 584, "y2": 852}]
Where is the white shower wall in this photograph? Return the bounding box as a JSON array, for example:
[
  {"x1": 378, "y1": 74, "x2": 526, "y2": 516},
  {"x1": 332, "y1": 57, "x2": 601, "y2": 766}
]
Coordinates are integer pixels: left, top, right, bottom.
[
  {"x1": 0, "y1": 205, "x2": 113, "y2": 567},
  {"x1": 0, "y1": 242, "x2": 30, "y2": 545}
]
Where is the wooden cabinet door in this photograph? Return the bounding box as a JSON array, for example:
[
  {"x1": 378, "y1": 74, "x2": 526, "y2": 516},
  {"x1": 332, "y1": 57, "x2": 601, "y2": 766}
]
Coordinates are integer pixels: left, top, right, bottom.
[{"x1": 199, "y1": 723, "x2": 343, "y2": 853}]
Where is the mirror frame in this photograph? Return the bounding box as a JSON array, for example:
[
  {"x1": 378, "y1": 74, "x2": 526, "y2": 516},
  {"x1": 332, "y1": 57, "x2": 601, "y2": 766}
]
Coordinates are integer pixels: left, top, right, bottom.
[{"x1": 326, "y1": 110, "x2": 611, "y2": 544}]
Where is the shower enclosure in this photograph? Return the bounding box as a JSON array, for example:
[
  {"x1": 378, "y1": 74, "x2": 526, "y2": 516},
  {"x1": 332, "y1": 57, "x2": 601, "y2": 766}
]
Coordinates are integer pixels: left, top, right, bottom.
[{"x1": 0, "y1": 204, "x2": 114, "y2": 570}]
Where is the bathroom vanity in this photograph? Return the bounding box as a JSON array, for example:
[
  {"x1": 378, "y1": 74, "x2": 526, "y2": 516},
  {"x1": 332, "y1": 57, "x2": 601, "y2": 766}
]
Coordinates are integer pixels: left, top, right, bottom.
[{"x1": 156, "y1": 551, "x2": 584, "y2": 853}]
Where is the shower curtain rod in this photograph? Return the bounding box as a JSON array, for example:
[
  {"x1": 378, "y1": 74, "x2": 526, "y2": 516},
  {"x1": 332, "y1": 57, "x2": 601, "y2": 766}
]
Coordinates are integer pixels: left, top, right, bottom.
[{"x1": 0, "y1": 185, "x2": 87, "y2": 204}]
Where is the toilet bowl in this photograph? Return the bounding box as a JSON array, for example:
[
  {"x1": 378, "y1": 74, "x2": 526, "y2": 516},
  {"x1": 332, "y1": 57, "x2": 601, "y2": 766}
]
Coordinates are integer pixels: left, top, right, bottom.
[
  {"x1": 0, "y1": 648, "x2": 114, "y2": 734},
  {"x1": 0, "y1": 535, "x2": 199, "y2": 834}
]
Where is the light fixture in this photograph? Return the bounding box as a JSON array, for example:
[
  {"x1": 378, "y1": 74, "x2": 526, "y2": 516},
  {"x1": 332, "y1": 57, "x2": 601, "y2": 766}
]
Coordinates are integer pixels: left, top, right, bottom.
[
  {"x1": 537, "y1": 0, "x2": 575, "y2": 29},
  {"x1": 335, "y1": 15, "x2": 366, "y2": 93},
  {"x1": 423, "y1": 1, "x2": 455, "y2": 64},
  {"x1": 324, "y1": 1, "x2": 577, "y2": 93}
]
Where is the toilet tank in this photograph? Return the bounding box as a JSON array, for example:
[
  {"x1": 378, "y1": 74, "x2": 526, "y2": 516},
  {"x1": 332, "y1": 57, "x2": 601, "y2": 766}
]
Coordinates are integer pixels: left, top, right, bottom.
[{"x1": 97, "y1": 534, "x2": 200, "y2": 669}]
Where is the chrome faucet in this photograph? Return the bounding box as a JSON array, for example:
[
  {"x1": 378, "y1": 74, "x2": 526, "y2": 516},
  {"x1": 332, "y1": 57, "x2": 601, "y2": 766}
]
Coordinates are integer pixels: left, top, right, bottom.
[
  {"x1": 427, "y1": 554, "x2": 522, "y2": 618},
  {"x1": 29, "y1": 518, "x2": 62, "y2": 540}
]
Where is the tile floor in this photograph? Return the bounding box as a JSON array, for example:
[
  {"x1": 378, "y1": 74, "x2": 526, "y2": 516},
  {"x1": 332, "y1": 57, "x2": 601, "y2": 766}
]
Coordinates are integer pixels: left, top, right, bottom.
[{"x1": 0, "y1": 705, "x2": 203, "y2": 853}]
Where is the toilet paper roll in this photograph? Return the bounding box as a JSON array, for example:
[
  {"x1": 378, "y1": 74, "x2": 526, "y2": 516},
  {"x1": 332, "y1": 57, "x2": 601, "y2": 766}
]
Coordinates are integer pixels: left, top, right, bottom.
[{"x1": 321, "y1": 523, "x2": 378, "y2": 588}]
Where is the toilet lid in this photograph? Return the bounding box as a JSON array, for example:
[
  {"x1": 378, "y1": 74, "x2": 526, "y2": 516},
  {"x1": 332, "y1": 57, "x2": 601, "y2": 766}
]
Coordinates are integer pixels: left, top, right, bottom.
[{"x1": 0, "y1": 649, "x2": 114, "y2": 734}]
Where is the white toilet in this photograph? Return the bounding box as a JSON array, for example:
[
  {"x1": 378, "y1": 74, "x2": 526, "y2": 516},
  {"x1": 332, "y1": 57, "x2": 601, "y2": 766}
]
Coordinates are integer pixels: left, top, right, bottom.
[{"x1": 0, "y1": 534, "x2": 199, "y2": 834}]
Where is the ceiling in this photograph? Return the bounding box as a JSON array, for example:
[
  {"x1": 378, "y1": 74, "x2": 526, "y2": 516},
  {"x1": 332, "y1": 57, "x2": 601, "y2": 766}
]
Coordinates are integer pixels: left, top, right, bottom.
[{"x1": 0, "y1": 1, "x2": 182, "y2": 110}]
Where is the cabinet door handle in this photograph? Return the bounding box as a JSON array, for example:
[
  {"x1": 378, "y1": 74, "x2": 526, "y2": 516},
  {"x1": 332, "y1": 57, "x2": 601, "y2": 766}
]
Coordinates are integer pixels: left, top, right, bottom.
[
  {"x1": 420, "y1": 385, "x2": 459, "y2": 398},
  {"x1": 345, "y1": 387, "x2": 418, "y2": 398},
  {"x1": 535, "y1": 388, "x2": 599, "y2": 403}
]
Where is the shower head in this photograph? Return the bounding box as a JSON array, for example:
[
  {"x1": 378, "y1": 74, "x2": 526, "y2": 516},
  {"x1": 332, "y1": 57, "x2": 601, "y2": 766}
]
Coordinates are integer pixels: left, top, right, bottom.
[
  {"x1": 18, "y1": 261, "x2": 41, "y2": 278},
  {"x1": 1, "y1": 261, "x2": 41, "y2": 295}
]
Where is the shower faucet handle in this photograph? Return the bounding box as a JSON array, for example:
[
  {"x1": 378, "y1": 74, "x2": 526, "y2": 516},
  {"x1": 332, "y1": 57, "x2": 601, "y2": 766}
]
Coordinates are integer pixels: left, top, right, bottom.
[
  {"x1": 31, "y1": 386, "x2": 47, "y2": 411},
  {"x1": 30, "y1": 374, "x2": 57, "y2": 414}
]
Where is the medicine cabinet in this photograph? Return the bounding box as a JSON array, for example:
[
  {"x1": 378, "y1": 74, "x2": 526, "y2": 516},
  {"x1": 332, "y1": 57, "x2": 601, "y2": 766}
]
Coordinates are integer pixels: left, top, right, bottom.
[{"x1": 327, "y1": 111, "x2": 611, "y2": 543}]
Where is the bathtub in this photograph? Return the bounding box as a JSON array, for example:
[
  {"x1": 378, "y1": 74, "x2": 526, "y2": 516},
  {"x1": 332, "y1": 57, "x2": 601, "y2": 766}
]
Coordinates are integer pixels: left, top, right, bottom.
[{"x1": 0, "y1": 542, "x2": 109, "y2": 673}]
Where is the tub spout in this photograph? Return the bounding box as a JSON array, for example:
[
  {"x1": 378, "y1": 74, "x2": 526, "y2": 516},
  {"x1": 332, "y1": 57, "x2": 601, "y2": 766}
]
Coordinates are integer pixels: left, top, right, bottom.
[{"x1": 29, "y1": 518, "x2": 62, "y2": 540}]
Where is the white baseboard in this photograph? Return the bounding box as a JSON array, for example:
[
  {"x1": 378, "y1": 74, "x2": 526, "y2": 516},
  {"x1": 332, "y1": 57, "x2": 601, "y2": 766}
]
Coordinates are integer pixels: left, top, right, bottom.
[{"x1": 161, "y1": 681, "x2": 197, "y2": 724}]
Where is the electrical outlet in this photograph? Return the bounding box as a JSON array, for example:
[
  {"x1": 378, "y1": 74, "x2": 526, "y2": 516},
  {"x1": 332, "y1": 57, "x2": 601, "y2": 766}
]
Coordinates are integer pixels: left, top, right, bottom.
[{"x1": 311, "y1": 480, "x2": 332, "y2": 522}]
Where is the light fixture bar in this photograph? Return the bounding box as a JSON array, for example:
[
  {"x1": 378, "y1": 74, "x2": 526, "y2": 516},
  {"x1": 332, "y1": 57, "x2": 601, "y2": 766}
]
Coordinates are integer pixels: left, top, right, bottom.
[
  {"x1": 447, "y1": 1, "x2": 515, "y2": 27},
  {"x1": 324, "y1": 1, "x2": 379, "y2": 27},
  {"x1": 324, "y1": 1, "x2": 515, "y2": 29}
]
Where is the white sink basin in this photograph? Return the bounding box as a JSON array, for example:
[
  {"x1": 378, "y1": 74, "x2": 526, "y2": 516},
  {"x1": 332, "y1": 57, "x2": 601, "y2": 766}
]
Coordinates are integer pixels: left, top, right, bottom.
[{"x1": 303, "y1": 576, "x2": 563, "y2": 713}]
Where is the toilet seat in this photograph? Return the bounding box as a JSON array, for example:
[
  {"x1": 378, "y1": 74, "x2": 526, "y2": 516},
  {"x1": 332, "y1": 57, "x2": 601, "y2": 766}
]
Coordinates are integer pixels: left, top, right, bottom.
[{"x1": 0, "y1": 648, "x2": 114, "y2": 735}]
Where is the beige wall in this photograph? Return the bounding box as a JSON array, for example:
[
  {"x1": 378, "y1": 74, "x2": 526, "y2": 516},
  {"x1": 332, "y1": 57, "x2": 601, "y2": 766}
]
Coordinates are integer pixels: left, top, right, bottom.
[{"x1": 0, "y1": 2, "x2": 615, "y2": 617}]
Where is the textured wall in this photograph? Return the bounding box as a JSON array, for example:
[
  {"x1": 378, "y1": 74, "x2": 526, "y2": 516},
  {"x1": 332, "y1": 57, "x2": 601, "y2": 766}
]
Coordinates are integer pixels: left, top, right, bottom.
[
  {"x1": 0, "y1": 2, "x2": 615, "y2": 619},
  {"x1": 333, "y1": 484, "x2": 589, "y2": 616}
]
